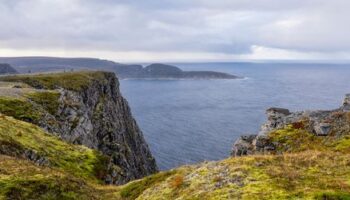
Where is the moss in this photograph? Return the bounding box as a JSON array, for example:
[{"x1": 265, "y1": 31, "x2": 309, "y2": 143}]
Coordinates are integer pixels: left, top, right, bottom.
[
  {"x1": 0, "y1": 71, "x2": 109, "y2": 92},
  {"x1": 269, "y1": 125, "x2": 324, "y2": 152},
  {"x1": 119, "y1": 171, "x2": 176, "y2": 199},
  {"x1": 0, "y1": 97, "x2": 42, "y2": 123},
  {"x1": 314, "y1": 192, "x2": 350, "y2": 200},
  {"x1": 131, "y1": 151, "x2": 350, "y2": 200},
  {"x1": 334, "y1": 136, "x2": 350, "y2": 151},
  {"x1": 0, "y1": 155, "x2": 118, "y2": 200},
  {"x1": 0, "y1": 115, "x2": 109, "y2": 182},
  {"x1": 26, "y1": 91, "x2": 61, "y2": 116}
]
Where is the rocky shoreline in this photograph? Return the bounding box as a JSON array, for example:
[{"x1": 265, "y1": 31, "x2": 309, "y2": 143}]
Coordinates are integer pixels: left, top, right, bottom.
[{"x1": 232, "y1": 93, "x2": 350, "y2": 157}]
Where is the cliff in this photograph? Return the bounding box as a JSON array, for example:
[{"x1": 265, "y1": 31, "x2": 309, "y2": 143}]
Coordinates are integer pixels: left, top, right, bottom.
[
  {"x1": 1, "y1": 73, "x2": 350, "y2": 199},
  {"x1": 0, "y1": 71, "x2": 157, "y2": 185}
]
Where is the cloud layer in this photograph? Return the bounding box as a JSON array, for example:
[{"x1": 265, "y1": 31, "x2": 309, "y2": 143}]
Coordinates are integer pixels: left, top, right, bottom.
[{"x1": 0, "y1": 0, "x2": 349, "y2": 61}]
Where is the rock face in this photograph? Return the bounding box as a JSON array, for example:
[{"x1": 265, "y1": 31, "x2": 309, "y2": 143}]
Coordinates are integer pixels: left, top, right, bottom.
[
  {"x1": 0, "y1": 71, "x2": 158, "y2": 184},
  {"x1": 0, "y1": 63, "x2": 18, "y2": 74},
  {"x1": 232, "y1": 95, "x2": 350, "y2": 156}
]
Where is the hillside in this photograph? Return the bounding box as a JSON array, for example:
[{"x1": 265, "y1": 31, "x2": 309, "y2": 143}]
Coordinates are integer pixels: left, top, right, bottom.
[
  {"x1": 0, "y1": 71, "x2": 157, "y2": 185},
  {"x1": 0, "y1": 71, "x2": 349, "y2": 199},
  {"x1": 1, "y1": 114, "x2": 349, "y2": 199}
]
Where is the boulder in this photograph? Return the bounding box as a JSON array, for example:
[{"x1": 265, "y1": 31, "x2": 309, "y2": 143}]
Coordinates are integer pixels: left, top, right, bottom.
[
  {"x1": 313, "y1": 122, "x2": 331, "y2": 136},
  {"x1": 231, "y1": 135, "x2": 257, "y2": 156}
]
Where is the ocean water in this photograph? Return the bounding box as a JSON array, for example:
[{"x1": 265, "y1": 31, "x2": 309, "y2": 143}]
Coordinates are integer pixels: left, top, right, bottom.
[{"x1": 119, "y1": 62, "x2": 350, "y2": 170}]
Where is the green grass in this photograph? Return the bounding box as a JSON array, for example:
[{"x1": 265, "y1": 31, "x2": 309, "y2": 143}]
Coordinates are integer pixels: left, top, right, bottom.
[
  {"x1": 1, "y1": 116, "x2": 350, "y2": 199},
  {"x1": 314, "y1": 192, "x2": 350, "y2": 200},
  {"x1": 268, "y1": 124, "x2": 324, "y2": 153},
  {"x1": 0, "y1": 115, "x2": 109, "y2": 182},
  {"x1": 0, "y1": 155, "x2": 119, "y2": 200},
  {"x1": 26, "y1": 91, "x2": 61, "y2": 116},
  {"x1": 0, "y1": 97, "x2": 42, "y2": 123},
  {"x1": 0, "y1": 71, "x2": 109, "y2": 91},
  {"x1": 119, "y1": 171, "x2": 176, "y2": 200}
]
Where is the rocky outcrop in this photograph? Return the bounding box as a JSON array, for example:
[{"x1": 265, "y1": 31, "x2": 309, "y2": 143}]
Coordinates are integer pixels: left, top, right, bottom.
[
  {"x1": 0, "y1": 63, "x2": 18, "y2": 74},
  {"x1": 232, "y1": 94, "x2": 350, "y2": 156},
  {"x1": 0, "y1": 71, "x2": 158, "y2": 184}
]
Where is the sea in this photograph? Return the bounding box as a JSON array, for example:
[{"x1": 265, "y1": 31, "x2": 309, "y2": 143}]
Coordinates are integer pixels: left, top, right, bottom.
[{"x1": 119, "y1": 62, "x2": 350, "y2": 170}]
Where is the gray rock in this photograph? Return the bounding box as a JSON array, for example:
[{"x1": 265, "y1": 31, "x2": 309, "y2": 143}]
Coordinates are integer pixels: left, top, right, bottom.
[
  {"x1": 253, "y1": 135, "x2": 275, "y2": 153},
  {"x1": 313, "y1": 122, "x2": 331, "y2": 136},
  {"x1": 342, "y1": 94, "x2": 350, "y2": 111},
  {"x1": 231, "y1": 135, "x2": 257, "y2": 156},
  {"x1": 259, "y1": 107, "x2": 292, "y2": 135}
]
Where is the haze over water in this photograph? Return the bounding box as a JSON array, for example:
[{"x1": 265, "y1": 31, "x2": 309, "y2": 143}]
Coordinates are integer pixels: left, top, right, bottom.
[{"x1": 120, "y1": 62, "x2": 350, "y2": 170}]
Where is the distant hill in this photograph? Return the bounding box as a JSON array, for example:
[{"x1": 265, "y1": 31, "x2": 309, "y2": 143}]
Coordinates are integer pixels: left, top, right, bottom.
[
  {"x1": 0, "y1": 63, "x2": 18, "y2": 74},
  {"x1": 0, "y1": 57, "x2": 239, "y2": 79}
]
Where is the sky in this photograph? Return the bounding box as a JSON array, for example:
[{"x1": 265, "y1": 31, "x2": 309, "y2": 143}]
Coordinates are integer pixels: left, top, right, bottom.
[{"x1": 0, "y1": 0, "x2": 350, "y2": 62}]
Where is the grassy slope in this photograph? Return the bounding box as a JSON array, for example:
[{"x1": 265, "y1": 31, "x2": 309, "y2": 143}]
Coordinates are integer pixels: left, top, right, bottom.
[
  {"x1": 0, "y1": 71, "x2": 108, "y2": 91},
  {"x1": 0, "y1": 115, "x2": 110, "y2": 182},
  {"x1": 0, "y1": 155, "x2": 105, "y2": 200},
  {"x1": 115, "y1": 122, "x2": 350, "y2": 200}
]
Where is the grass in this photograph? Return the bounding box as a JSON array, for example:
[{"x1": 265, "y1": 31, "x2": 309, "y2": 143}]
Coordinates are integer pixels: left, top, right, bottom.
[
  {"x1": 0, "y1": 115, "x2": 110, "y2": 182},
  {"x1": 0, "y1": 115, "x2": 350, "y2": 199},
  {"x1": 119, "y1": 171, "x2": 176, "y2": 200},
  {"x1": 268, "y1": 124, "x2": 324, "y2": 152},
  {"x1": 132, "y1": 151, "x2": 350, "y2": 200},
  {"x1": 0, "y1": 97, "x2": 42, "y2": 123},
  {"x1": 0, "y1": 71, "x2": 110, "y2": 91},
  {"x1": 0, "y1": 155, "x2": 121, "y2": 200},
  {"x1": 26, "y1": 91, "x2": 61, "y2": 116}
]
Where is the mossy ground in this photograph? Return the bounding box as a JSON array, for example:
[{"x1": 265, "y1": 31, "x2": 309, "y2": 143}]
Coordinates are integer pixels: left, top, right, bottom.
[
  {"x1": 0, "y1": 115, "x2": 109, "y2": 182},
  {"x1": 0, "y1": 71, "x2": 109, "y2": 91},
  {"x1": 127, "y1": 151, "x2": 350, "y2": 200},
  {"x1": 0, "y1": 115, "x2": 349, "y2": 199}
]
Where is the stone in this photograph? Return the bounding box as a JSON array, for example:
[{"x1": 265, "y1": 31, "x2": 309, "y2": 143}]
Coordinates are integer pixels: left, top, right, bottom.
[
  {"x1": 342, "y1": 94, "x2": 350, "y2": 111},
  {"x1": 314, "y1": 122, "x2": 331, "y2": 136},
  {"x1": 258, "y1": 107, "x2": 292, "y2": 135},
  {"x1": 231, "y1": 134, "x2": 256, "y2": 156}
]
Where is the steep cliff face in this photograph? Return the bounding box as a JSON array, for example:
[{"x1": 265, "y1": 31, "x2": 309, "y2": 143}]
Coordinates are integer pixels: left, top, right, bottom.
[{"x1": 0, "y1": 71, "x2": 157, "y2": 184}]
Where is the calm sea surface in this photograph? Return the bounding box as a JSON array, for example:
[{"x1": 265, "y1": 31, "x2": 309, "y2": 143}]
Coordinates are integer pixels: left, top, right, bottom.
[{"x1": 120, "y1": 63, "x2": 350, "y2": 170}]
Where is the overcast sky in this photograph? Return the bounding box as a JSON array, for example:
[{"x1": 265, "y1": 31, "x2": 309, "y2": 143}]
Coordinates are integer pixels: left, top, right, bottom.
[{"x1": 0, "y1": 0, "x2": 350, "y2": 62}]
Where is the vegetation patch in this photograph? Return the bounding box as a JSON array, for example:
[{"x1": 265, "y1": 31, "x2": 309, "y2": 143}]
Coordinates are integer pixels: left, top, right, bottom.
[
  {"x1": 314, "y1": 192, "x2": 350, "y2": 200},
  {"x1": 0, "y1": 97, "x2": 42, "y2": 123},
  {"x1": 268, "y1": 125, "x2": 324, "y2": 152},
  {"x1": 119, "y1": 170, "x2": 176, "y2": 199},
  {"x1": 0, "y1": 71, "x2": 109, "y2": 91},
  {"x1": 0, "y1": 115, "x2": 110, "y2": 182},
  {"x1": 0, "y1": 155, "x2": 118, "y2": 200},
  {"x1": 26, "y1": 91, "x2": 61, "y2": 116}
]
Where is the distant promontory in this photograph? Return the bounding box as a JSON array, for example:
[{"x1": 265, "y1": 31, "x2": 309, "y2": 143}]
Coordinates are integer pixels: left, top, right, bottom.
[
  {"x1": 0, "y1": 63, "x2": 18, "y2": 74},
  {"x1": 0, "y1": 57, "x2": 240, "y2": 79}
]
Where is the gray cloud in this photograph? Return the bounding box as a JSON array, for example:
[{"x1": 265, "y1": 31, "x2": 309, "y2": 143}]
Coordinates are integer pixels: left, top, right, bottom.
[{"x1": 0, "y1": 0, "x2": 349, "y2": 59}]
